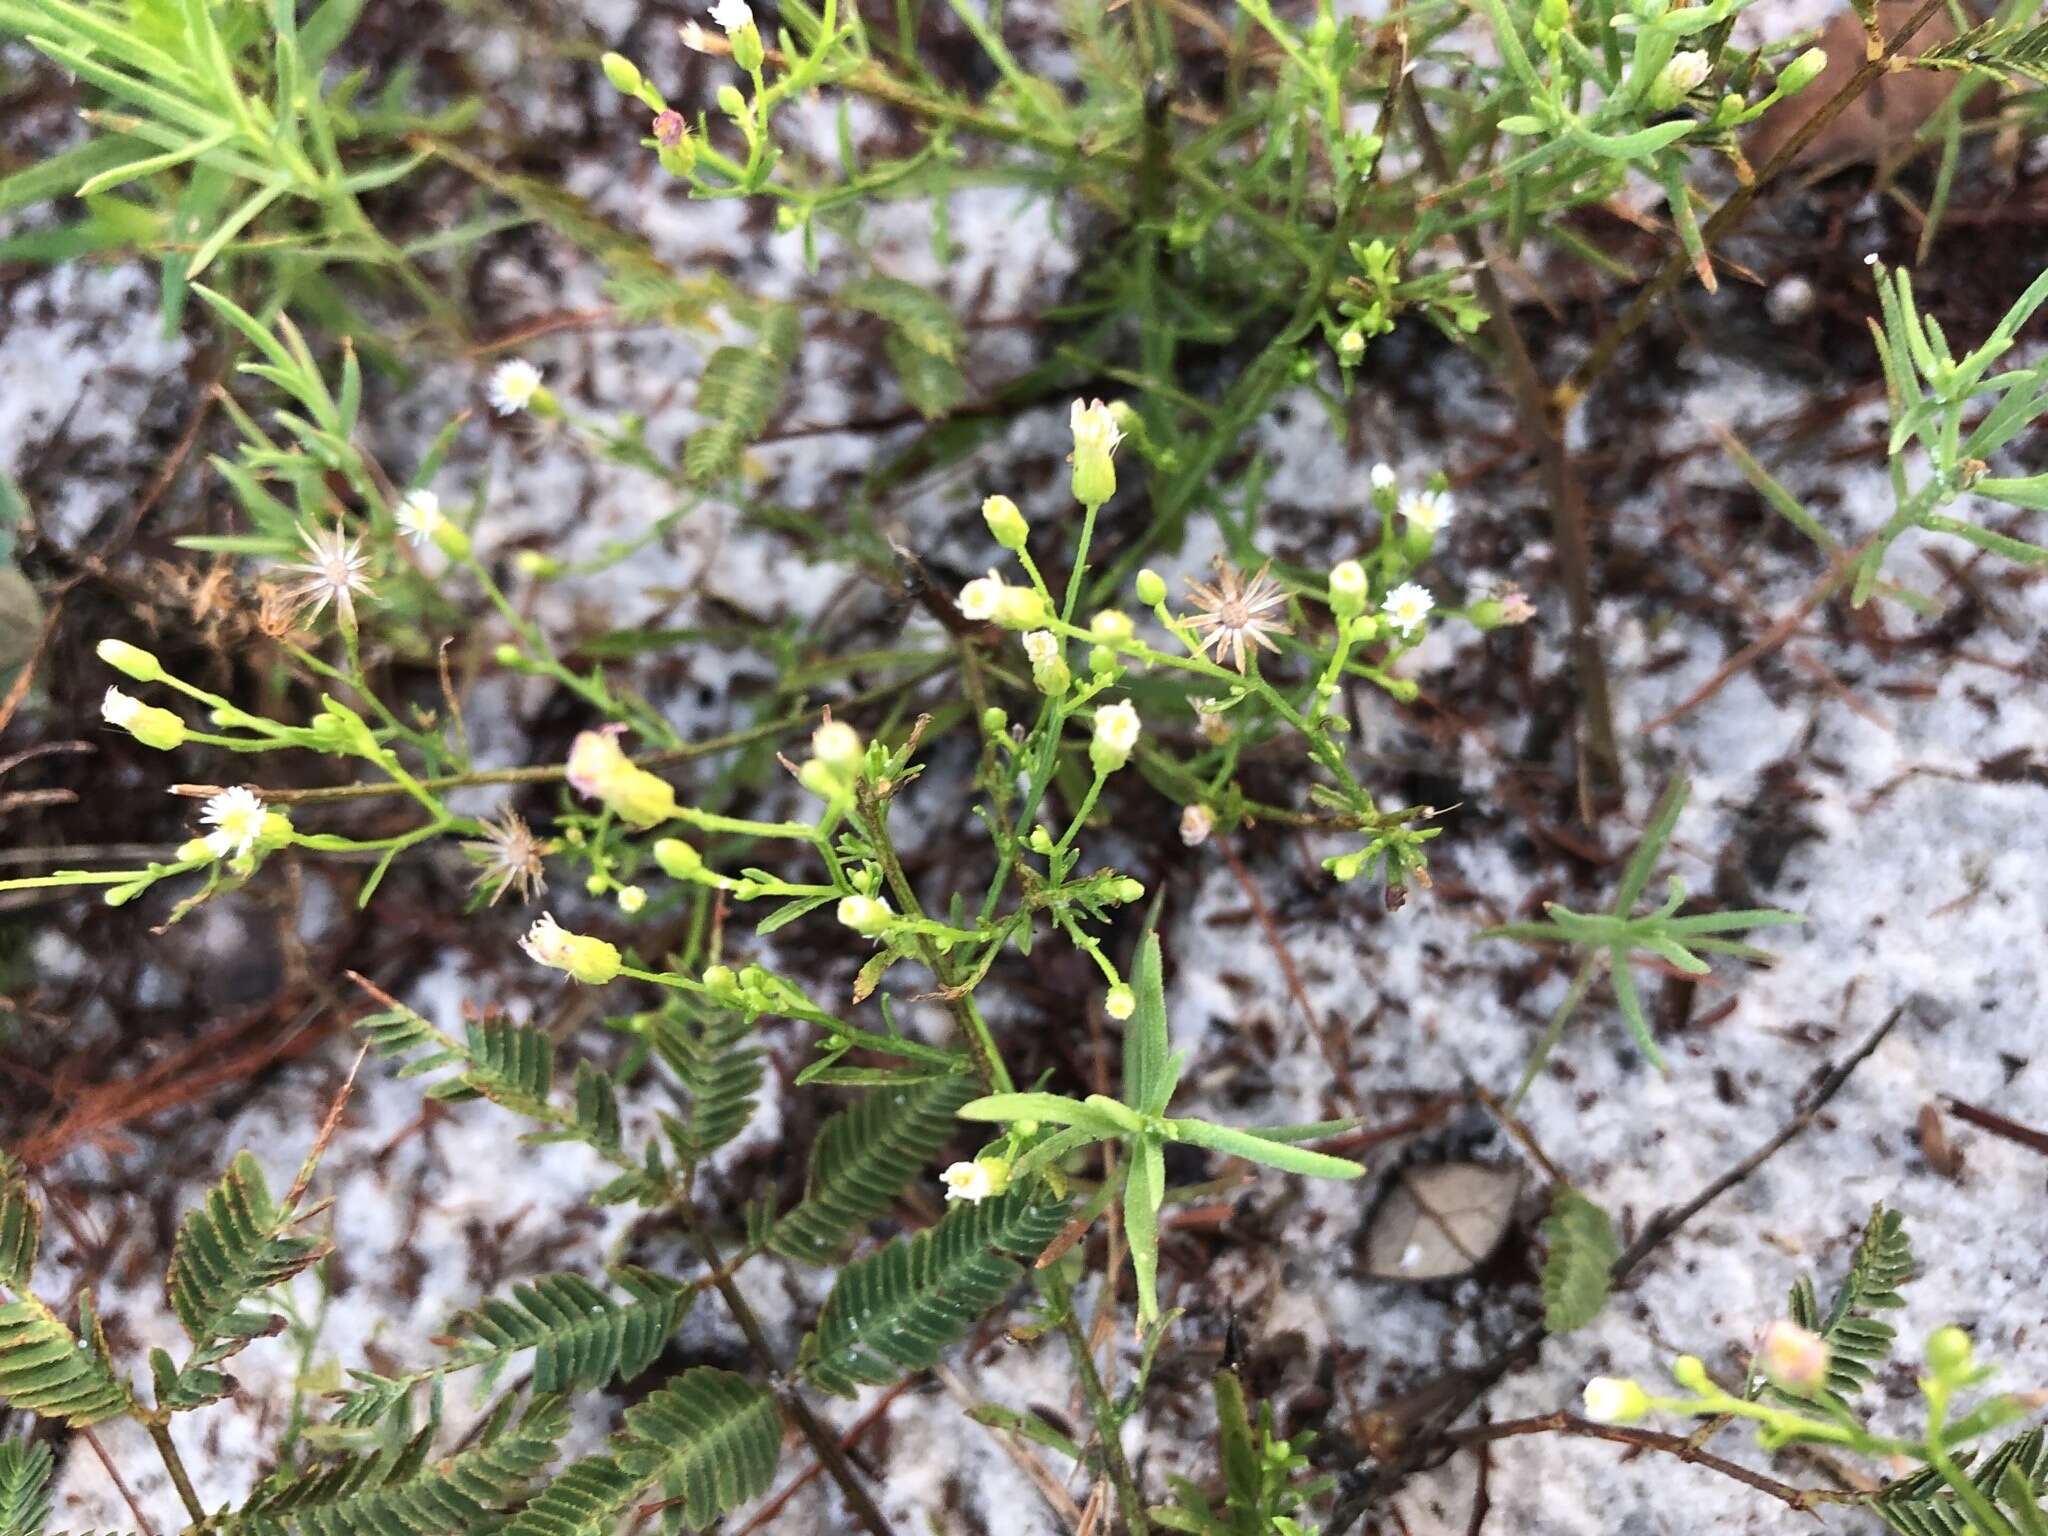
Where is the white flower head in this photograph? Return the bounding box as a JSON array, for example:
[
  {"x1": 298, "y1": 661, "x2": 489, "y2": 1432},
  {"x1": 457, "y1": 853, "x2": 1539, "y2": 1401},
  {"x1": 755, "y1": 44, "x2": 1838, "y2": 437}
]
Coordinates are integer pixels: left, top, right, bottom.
[
  {"x1": 1382, "y1": 581, "x2": 1435, "y2": 636},
  {"x1": 811, "y1": 719, "x2": 862, "y2": 768},
  {"x1": 1581, "y1": 1376, "x2": 1649, "y2": 1424},
  {"x1": 396, "y1": 489, "x2": 445, "y2": 547},
  {"x1": 1180, "y1": 803, "x2": 1214, "y2": 847},
  {"x1": 1663, "y1": 49, "x2": 1711, "y2": 93},
  {"x1": 200, "y1": 786, "x2": 268, "y2": 860},
  {"x1": 958, "y1": 571, "x2": 1005, "y2": 623},
  {"x1": 520, "y1": 913, "x2": 573, "y2": 968},
  {"x1": 1069, "y1": 398, "x2": 1123, "y2": 462},
  {"x1": 488, "y1": 359, "x2": 545, "y2": 415},
  {"x1": 1370, "y1": 463, "x2": 1397, "y2": 491},
  {"x1": 708, "y1": 0, "x2": 753, "y2": 33},
  {"x1": 1398, "y1": 488, "x2": 1455, "y2": 535},
  {"x1": 102, "y1": 687, "x2": 144, "y2": 729},
  {"x1": 941, "y1": 1160, "x2": 998, "y2": 1204},
  {"x1": 1022, "y1": 630, "x2": 1060, "y2": 667},
  {"x1": 837, "y1": 894, "x2": 892, "y2": 937},
  {"x1": 282, "y1": 522, "x2": 372, "y2": 629},
  {"x1": 1094, "y1": 700, "x2": 1140, "y2": 754}
]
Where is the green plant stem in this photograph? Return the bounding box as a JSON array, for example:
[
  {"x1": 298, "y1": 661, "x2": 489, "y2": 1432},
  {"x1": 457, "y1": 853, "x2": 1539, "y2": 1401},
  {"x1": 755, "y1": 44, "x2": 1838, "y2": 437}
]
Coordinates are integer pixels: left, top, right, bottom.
[
  {"x1": 1042, "y1": 1268, "x2": 1150, "y2": 1535},
  {"x1": 144, "y1": 1417, "x2": 207, "y2": 1525}
]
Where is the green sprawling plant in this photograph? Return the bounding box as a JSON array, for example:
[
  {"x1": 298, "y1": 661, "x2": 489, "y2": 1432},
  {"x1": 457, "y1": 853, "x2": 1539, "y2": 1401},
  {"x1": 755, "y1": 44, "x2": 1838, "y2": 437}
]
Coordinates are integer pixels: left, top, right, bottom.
[{"x1": 3, "y1": 0, "x2": 2046, "y2": 1530}]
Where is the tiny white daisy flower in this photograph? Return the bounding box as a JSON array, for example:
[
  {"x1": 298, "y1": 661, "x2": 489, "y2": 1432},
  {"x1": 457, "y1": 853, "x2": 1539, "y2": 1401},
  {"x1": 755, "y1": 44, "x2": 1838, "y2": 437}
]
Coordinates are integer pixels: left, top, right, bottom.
[
  {"x1": 708, "y1": 0, "x2": 752, "y2": 33},
  {"x1": 1090, "y1": 699, "x2": 1141, "y2": 774},
  {"x1": 1661, "y1": 49, "x2": 1711, "y2": 95},
  {"x1": 1398, "y1": 488, "x2": 1455, "y2": 535},
  {"x1": 1069, "y1": 398, "x2": 1123, "y2": 462},
  {"x1": 1382, "y1": 582, "x2": 1435, "y2": 636},
  {"x1": 281, "y1": 523, "x2": 372, "y2": 629},
  {"x1": 1105, "y1": 984, "x2": 1136, "y2": 1020},
  {"x1": 941, "y1": 1159, "x2": 1009, "y2": 1204},
  {"x1": 200, "y1": 786, "x2": 268, "y2": 860},
  {"x1": 958, "y1": 572, "x2": 1005, "y2": 623},
  {"x1": 101, "y1": 687, "x2": 144, "y2": 729},
  {"x1": 1370, "y1": 463, "x2": 1397, "y2": 491},
  {"x1": 1022, "y1": 630, "x2": 1060, "y2": 667},
  {"x1": 396, "y1": 490, "x2": 445, "y2": 547},
  {"x1": 488, "y1": 359, "x2": 545, "y2": 415}
]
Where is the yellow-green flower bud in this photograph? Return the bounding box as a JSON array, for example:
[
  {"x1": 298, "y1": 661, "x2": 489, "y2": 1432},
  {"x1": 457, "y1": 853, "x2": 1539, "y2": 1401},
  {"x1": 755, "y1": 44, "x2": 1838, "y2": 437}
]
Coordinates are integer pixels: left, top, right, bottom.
[
  {"x1": 1926, "y1": 1326, "x2": 1974, "y2": 1382},
  {"x1": 514, "y1": 550, "x2": 564, "y2": 580},
  {"x1": 982, "y1": 494, "x2": 1028, "y2": 551},
  {"x1": 97, "y1": 638, "x2": 164, "y2": 683},
  {"x1": 1104, "y1": 984, "x2": 1136, "y2": 1020},
  {"x1": 731, "y1": 22, "x2": 764, "y2": 72},
  {"x1": 1090, "y1": 609, "x2": 1135, "y2": 643},
  {"x1": 1069, "y1": 398, "x2": 1122, "y2": 507},
  {"x1": 1089, "y1": 644, "x2": 1117, "y2": 677},
  {"x1": 702, "y1": 963, "x2": 738, "y2": 993},
  {"x1": 1778, "y1": 45, "x2": 1828, "y2": 96},
  {"x1": 601, "y1": 52, "x2": 643, "y2": 95},
  {"x1": 980, "y1": 706, "x2": 1008, "y2": 735},
  {"x1": 1581, "y1": 1377, "x2": 1650, "y2": 1423},
  {"x1": 717, "y1": 84, "x2": 747, "y2": 121},
  {"x1": 520, "y1": 913, "x2": 622, "y2": 985},
  {"x1": 836, "y1": 894, "x2": 892, "y2": 937},
  {"x1": 995, "y1": 585, "x2": 1052, "y2": 631},
  {"x1": 811, "y1": 718, "x2": 863, "y2": 770},
  {"x1": 1134, "y1": 569, "x2": 1167, "y2": 607},
  {"x1": 101, "y1": 687, "x2": 187, "y2": 751},
  {"x1": 654, "y1": 838, "x2": 703, "y2": 880},
  {"x1": 1089, "y1": 700, "x2": 1141, "y2": 775},
  {"x1": 1329, "y1": 559, "x2": 1368, "y2": 620},
  {"x1": 1109, "y1": 877, "x2": 1144, "y2": 903}
]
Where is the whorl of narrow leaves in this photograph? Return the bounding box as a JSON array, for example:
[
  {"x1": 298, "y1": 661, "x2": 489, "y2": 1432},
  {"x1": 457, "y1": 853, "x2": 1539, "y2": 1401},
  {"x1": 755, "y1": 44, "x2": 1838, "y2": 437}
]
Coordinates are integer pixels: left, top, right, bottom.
[
  {"x1": 1538, "y1": 1186, "x2": 1618, "y2": 1334},
  {"x1": 1873, "y1": 1428, "x2": 2048, "y2": 1536},
  {"x1": 167, "y1": 1151, "x2": 328, "y2": 1358},
  {"x1": 800, "y1": 1191, "x2": 1070, "y2": 1398},
  {"x1": 0, "y1": 1289, "x2": 132, "y2": 1427},
  {"x1": 1918, "y1": 17, "x2": 2048, "y2": 85},
  {"x1": 501, "y1": 1369, "x2": 780, "y2": 1536},
  {"x1": 767, "y1": 1075, "x2": 978, "y2": 1264},
  {"x1": 226, "y1": 1394, "x2": 569, "y2": 1536},
  {"x1": 649, "y1": 1009, "x2": 763, "y2": 1164},
  {"x1": 684, "y1": 305, "x2": 801, "y2": 485},
  {"x1": 0, "y1": 1153, "x2": 37, "y2": 1290},
  {"x1": 0, "y1": 1440, "x2": 52, "y2": 1536},
  {"x1": 334, "y1": 1267, "x2": 690, "y2": 1427},
  {"x1": 1784, "y1": 1204, "x2": 1913, "y2": 1407}
]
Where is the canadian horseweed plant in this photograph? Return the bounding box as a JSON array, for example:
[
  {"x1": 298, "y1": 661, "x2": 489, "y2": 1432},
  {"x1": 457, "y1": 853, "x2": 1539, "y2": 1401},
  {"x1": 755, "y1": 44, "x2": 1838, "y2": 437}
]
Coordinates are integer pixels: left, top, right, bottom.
[{"x1": 4, "y1": 0, "x2": 2048, "y2": 1529}]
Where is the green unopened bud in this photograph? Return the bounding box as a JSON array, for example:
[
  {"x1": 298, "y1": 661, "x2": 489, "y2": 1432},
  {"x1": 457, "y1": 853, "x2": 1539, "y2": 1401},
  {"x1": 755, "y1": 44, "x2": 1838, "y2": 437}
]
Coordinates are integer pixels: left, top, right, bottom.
[
  {"x1": 1069, "y1": 398, "x2": 1122, "y2": 507},
  {"x1": 1026, "y1": 826, "x2": 1055, "y2": 855},
  {"x1": 1329, "y1": 559, "x2": 1368, "y2": 619},
  {"x1": 798, "y1": 757, "x2": 844, "y2": 799},
  {"x1": 521, "y1": 914, "x2": 622, "y2": 985},
  {"x1": 980, "y1": 706, "x2": 1009, "y2": 735},
  {"x1": 1090, "y1": 609, "x2": 1134, "y2": 643},
  {"x1": 601, "y1": 52, "x2": 643, "y2": 95},
  {"x1": 1926, "y1": 1326, "x2": 1974, "y2": 1382},
  {"x1": 836, "y1": 893, "x2": 892, "y2": 937},
  {"x1": 1651, "y1": 49, "x2": 1712, "y2": 110},
  {"x1": 1134, "y1": 569, "x2": 1167, "y2": 607},
  {"x1": 1778, "y1": 45, "x2": 1828, "y2": 96},
  {"x1": 982, "y1": 494, "x2": 1028, "y2": 551},
  {"x1": 1109, "y1": 877, "x2": 1144, "y2": 903},
  {"x1": 494, "y1": 642, "x2": 525, "y2": 668},
  {"x1": 1670, "y1": 1355, "x2": 1712, "y2": 1393},
  {"x1": 731, "y1": 22, "x2": 764, "y2": 72},
  {"x1": 1089, "y1": 645, "x2": 1117, "y2": 677},
  {"x1": 702, "y1": 963, "x2": 738, "y2": 993},
  {"x1": 1581, "y1": 1377, "x2": 1650, "y2": 1423},
  {"x1": 654, "y1": 838, "x2": 704, "y2": 880},
  {"x1": 717, "y1": 84, "x2": 748, "y2": 121},
  {"x1": 102, "y1": 687, "x2": 187, "y2": 751},
  {"x1": 514, "y1": 550, "x2": 563, "y2": 580},
  {"x1": 995, "y1": 585, "x2": 1052, "y2": 631},
  {"x1": 97, "y1": 638, "x2": 164, "y2": 683},
  {"x1": 1537, "y1": 0, "x2": 1570, "y2": 38}
]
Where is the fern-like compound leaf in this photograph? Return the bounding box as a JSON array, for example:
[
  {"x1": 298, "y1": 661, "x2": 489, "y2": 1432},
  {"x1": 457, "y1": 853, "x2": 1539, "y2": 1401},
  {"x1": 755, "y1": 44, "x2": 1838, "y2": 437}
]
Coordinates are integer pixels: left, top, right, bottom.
[
  {"x1": 649, "y1": 1008, "x2": 763, "y2": 1164},
  {"x1": 1539, "y1": 1186, "x2": 1618, "y2": 1334},
  {"x1": 0, "y1": 1153, "x2": 38, "y2": 1290},
  {"x1": 0, "y1": 1289, "x2": 133, "y2": 1427},
  {"x1": 166, "y1": 1151, "x2": 329, "y2": 1362},
  {"x1": 800, "y1": 1190, "x2": 1070, "y2": 1397},
  {"x1": 1872, "y1": 1428, "x2": 2047, "y2": 1536},
  {"x1": 0, "y1": 1440, "x2": 53, "y2": 1536},
  {"x1": 767, "y1": 1075, "x2": 977, "y2": 1264},
  {"x1": 684, "y1": 305, "x2": 801, "y2": 486},
  {"x1": 227, "y1": 1393, "x2": 569, "y2": 1536},
  {"x1": 333, "y1": 1267, "x2": 691, "y2": 1427},
  {"x1": 501, "y1": 1369, "x2": 780, "y2": 1536},
  {"x1": 1784, "y1": 1204, "x2": 1912, "y2": 1407}
]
